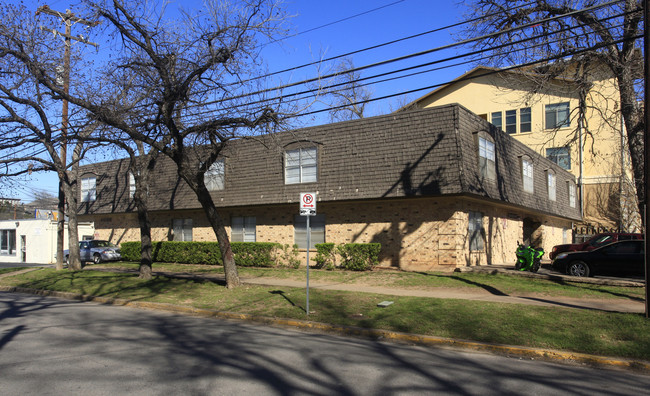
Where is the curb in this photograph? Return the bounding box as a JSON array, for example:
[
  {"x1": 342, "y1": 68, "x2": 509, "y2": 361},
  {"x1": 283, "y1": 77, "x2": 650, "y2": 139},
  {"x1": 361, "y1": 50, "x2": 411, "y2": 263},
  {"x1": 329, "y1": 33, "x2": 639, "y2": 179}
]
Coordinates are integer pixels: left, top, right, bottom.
[{"x1": 1, "y1": 285, "x2": 649, "y2": 374}]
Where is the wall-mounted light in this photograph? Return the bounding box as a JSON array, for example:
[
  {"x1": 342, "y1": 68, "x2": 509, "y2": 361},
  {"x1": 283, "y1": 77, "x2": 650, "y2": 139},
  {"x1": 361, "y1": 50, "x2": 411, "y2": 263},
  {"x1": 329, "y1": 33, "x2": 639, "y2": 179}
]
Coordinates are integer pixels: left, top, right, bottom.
[{"x1": 15, "y1": 222, "x2": 19, "y2": 227}]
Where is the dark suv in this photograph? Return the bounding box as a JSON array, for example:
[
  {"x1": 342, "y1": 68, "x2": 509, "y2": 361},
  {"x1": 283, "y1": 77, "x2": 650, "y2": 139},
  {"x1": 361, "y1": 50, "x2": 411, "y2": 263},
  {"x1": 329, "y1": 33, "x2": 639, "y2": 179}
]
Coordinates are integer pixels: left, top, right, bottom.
[{"x1": 549, "y1": 233, "x2": 643, "y2": 260}]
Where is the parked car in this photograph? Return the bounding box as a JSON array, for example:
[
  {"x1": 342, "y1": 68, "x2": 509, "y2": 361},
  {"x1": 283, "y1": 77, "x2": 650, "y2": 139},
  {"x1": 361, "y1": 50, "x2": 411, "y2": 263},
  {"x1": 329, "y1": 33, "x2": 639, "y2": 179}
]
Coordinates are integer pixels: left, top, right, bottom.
[
  {"x1": 63, "y1": 240, "x2": 122, "y2": 265},
  {"x1": 548, "y1": 232, "x2": 643, "y2": 259},
  {"x1": 551, "y1": 240, "x2": 644, "y2": 277}
]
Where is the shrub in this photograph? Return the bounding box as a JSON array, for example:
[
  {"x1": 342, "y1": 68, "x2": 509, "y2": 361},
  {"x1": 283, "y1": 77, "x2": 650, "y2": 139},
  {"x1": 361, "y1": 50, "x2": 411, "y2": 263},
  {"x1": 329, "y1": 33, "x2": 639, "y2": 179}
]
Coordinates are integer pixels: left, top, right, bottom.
[
  {"x1": 337, "y1": 243, "x2": 381, "y2": 271},
  {"x1": 275, "y1": 244, "x2": 300, "y2": 269},
  {"x1": 120, "y1": 242, "x2": 140, "y2": 261},
  {"x1": 231, "y1": 242, "x2": 278, "y2": 267},
  {"x1": 315, "y1": 243, "x2": 336, "y2": 270}
]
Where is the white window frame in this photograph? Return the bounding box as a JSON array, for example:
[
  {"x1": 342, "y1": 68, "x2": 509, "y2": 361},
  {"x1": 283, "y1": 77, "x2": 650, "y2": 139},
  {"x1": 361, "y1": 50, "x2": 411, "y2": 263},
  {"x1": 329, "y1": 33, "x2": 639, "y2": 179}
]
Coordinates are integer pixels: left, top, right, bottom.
[
  {"x1": 129, "y1": 172, "x2": 136, "y2": 199},
  {"x1": 81, "y1": 176, "x2": 96, "y2": 202},
  {"x1": 568, "y1": 181, "x2": 577, "y2": 208},
  {"x1": 172, "y1": 218, "x2": 193, "y2": 242},
  {"x1": 545, "y1": 102, "x2": 570, "y2": 129},
  {"x1": 490, "y1": 111, "x2": 502, "y2": 129},
  {"x1": 547, "y1": 171, "x2": 556, "y2": 201},
  {"x1": 468, "y1": 211, "x2": 484, "y2": 251},
  {"x1": 519, "y1": 107, "x2": 531, "y2": 133},
  {"x1": 294, "y1": 214, "x2": 325, "y2": 249},
  {"x1": 522, "y1": 158, "x2": 534, "y2": 193},
  {"x1": 205, "y1": 160, "x2": 225, "y2": 191},
  {"x1": 231, "y1": 216, "x2": 256, "y2": 242},
  {"x1": 478, "y1": 136, "x2": 495, "y2": 181},
  {"x1": 505, "y1": 109, "x2": 517, "y2": 134},
  {"x1": 546, "y1": 147, "x2": 571, "y2": 170},
  {"x1": 285, "y1": 147, "x2": 317, "y2": 184}
]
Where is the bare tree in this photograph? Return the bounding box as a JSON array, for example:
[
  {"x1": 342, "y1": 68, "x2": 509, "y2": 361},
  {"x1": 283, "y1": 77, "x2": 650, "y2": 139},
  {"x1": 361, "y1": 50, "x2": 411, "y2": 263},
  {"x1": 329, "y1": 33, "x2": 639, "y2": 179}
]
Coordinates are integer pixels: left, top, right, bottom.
[
  {"x1": 461, "y1": 0, "x2": 644, "y2": 219},
  {"x1": 0, "y1": 3, "x2": 101, "y2": 270},
  {"x1": 55, "y1": 0, "x2": 288, "y2": 288},
  {"x1": 322, "y1": 57, "x2": 372, "y2": 122}
]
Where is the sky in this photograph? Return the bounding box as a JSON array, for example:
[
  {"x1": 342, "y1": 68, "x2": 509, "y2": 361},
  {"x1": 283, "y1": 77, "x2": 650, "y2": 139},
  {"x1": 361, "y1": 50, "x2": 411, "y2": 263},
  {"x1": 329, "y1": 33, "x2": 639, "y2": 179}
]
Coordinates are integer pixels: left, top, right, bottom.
[{"x1": 7, "y1": 0, "x2": 472, "y2": 202}]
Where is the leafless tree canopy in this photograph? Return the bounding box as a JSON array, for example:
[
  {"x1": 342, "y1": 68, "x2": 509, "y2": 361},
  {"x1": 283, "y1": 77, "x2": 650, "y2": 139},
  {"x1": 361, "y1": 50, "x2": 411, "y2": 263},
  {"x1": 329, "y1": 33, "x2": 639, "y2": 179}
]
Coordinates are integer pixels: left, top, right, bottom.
[{"x1": 461, "y1": 0, "x2": 644, "y2": 217}]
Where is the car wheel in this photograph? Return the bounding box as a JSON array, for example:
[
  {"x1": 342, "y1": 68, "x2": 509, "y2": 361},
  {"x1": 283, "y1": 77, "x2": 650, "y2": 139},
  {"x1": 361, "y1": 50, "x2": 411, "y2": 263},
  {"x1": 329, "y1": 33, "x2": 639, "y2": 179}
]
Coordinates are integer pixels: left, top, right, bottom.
[
  {"x1": 568, "y1": 261, "x2": 590, "y2": 277},
  {"x1": 65, "y1": 255, "x2": 69, "y2": 267},
  {"x1": 93, "y1": 254, "x2": 102, "y2": 264}
]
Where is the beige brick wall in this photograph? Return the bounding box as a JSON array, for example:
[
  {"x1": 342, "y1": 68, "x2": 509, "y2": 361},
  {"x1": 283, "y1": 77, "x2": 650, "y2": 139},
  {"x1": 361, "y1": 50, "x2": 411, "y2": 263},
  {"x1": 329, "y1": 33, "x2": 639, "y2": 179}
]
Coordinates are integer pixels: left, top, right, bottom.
[{"x1": 81, "y1": 196, "x2": 572, "y2": 271}]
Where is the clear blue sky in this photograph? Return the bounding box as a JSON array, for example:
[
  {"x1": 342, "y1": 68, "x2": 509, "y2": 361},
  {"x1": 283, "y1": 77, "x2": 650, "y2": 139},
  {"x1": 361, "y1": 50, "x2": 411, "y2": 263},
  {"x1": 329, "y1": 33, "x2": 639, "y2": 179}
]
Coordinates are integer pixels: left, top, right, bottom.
[{"x1": 11, "y1": 0, "x2": 470, "y2": 202}]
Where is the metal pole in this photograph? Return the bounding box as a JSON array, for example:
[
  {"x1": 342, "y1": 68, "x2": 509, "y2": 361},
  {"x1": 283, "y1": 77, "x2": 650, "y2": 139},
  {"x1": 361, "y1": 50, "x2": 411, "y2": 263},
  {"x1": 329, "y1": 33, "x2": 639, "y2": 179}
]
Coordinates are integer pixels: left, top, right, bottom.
[
  {"x1": 643, "y1": 0, "x2": 650, "y2": 318},
  {"x1": 306, "y1": 215, "x2": 311, "y2": 315}
]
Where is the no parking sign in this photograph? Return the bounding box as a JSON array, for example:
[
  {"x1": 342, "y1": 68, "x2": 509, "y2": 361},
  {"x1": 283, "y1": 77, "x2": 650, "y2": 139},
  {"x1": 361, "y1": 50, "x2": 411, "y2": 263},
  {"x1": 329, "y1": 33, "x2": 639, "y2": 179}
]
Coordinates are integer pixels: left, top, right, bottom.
[{"x1": 300, "y1": 192, "x2": 316, "y2": 216}]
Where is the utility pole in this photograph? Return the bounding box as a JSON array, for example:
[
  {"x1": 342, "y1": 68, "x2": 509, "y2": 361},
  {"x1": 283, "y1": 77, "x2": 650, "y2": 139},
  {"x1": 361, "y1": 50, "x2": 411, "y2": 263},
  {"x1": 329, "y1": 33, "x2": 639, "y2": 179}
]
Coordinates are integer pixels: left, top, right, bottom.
[
  {"x1": 643, "y1": 0, "x2": 650, "y2": 318},
  {"x1": 35, "y1": 5, "x2": 98, "y2": 270}
]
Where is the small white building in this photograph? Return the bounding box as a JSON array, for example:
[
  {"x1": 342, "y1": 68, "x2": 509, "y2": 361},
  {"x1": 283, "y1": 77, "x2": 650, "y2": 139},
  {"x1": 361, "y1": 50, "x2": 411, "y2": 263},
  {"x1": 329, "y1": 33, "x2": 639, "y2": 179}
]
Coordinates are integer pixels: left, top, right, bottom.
[{"x1": 0, "y1": 219, "x2": 95, "y2": 264}]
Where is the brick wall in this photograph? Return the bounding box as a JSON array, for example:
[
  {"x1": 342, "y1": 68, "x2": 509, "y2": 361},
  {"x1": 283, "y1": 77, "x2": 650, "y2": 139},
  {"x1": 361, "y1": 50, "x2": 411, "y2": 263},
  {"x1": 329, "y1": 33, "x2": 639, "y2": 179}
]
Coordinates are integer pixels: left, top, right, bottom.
[{"x1": 83, "y1": 195, "x2": 572, "y2": 271}]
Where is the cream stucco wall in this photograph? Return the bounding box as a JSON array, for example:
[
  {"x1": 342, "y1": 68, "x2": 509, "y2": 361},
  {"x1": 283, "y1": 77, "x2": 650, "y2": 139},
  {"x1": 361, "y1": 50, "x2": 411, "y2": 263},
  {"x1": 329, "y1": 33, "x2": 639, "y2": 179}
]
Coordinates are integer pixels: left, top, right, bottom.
[{"x1": 414, "y1": 69, "x2": 636, "y2": 229}]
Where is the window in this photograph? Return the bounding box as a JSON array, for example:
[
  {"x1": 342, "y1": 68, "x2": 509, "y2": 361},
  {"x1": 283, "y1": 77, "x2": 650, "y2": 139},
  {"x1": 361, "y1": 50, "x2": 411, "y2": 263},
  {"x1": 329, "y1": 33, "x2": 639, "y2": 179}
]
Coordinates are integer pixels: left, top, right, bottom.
[
  {"x1": 547, "y1": 171, "x2": 556, "y2": 201},
  {"x1": 294, "y1": 214, "x2": 325, "y2": 249},
  {"x1": 491, "y1": 112, "x2": 502, "y2": 129},
  {"x1": 468, "y1": 211, "x2": 484, "y2": 251},
  {"x1": 0, "y1": 229, "x2": 16, "y2": 255},
  {"x1": 231, "y1": 216, "x2": 256, "y2": 242},
  {"x1": 568, "y1": 181, "x2": 577, "y2": 208},
  {"x1": 205, "y1": 160, "x2": 225, "y2": 191},
  {"x1": 522, "y1": 157, "x2": 534, "y2": 193},
  {"x1": 172, "y1": 218, "x2": 193, "y2": 242},
  {"x1": 81, "y1": 177, "x2": 96, "y2": 202},
  {"x1": 546, "y1": 147, "x2": 571, "y2": 170},
  {"x1": 545, "y1": 102, "x2": 570, "y2": 129},
  {"x1": 129, "y1": 172, "x2": 136, "y2": 199},
  {"x1": 285, "y1": 147, "x2": 317, "y2": 184},
  {"x1": 478, "y1": 136, "x2": 495, "y2": 181},
  {"x1": 520, "y1": 107, "x2": 531, "y2": 132},
  {"x1": 505, "y1": 110, "x2": 517, "y2": 134}
]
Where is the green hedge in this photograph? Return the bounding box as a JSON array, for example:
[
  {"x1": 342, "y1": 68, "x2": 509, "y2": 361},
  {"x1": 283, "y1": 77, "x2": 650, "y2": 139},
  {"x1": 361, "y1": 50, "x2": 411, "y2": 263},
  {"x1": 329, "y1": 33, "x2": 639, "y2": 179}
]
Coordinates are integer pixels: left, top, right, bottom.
[
  {"x1": 121, "y1": 241, "x2": 380, "y2": 271},
  {"x1": 121, "y1": 241, "x2": 279, "y2": 266},
  {"x1": 337, "y1": 243, "x2": 381, "y2": 271}
]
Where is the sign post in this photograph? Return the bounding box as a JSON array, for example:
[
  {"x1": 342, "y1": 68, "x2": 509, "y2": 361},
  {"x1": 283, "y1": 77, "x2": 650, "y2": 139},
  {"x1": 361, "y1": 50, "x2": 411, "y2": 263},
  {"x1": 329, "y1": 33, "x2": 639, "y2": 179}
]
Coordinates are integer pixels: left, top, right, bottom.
[{"x1": 300, "y1": 193, "x2": 316, "y2": 315}]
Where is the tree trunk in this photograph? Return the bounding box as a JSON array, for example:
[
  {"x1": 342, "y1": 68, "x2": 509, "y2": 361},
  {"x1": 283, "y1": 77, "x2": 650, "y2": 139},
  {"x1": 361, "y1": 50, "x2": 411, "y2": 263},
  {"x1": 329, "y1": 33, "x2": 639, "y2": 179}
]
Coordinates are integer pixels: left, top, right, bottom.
[
  {"x1": 135, "y1": 191, "x2": 153, "y2": 280},
  {"x1": 193, "y1": 181, "x2": 241, "y2": 288},
  {"x1": 61, "y1": 179, "x2": 82, "y2": 271}
]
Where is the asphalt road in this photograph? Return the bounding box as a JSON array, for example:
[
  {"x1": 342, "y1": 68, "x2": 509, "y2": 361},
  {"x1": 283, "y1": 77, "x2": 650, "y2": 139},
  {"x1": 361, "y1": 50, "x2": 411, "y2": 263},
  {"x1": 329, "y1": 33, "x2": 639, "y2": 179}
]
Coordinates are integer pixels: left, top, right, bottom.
[{"x1": 1, "y1": 291, "x2": 649, "y2": 395}]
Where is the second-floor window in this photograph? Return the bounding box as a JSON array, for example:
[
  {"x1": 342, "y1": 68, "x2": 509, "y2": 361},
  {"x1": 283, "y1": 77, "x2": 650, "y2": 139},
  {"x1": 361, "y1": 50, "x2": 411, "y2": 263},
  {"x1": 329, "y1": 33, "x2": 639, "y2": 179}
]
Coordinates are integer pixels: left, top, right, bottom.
[
  {"x1": 545, "y1": 102, "x2": 570, "y2": 129},
  {"x1": 129, "y1": 172, "x2": 136, "y2": 199},
  {"x1": 568, "y1": 181, "x2": 577, "y2": 208},
  {"x1": 478, "y1": 136, "x2": 495, "y2": 181},
  {"x1": 81, "y1": 176, "x2": 96, "y2": 202},
  {"x1": 546, "y1": 147, "x2": 571, "y2": 170},
  {"x1": 522, "y1": 157, "x2": 534, "y2": 193},
  {"x1": 285, "y1": 147, "x2": 317, "y2": 184},
  {"x1": 547, "y1": 171, "x2": 556, "y2": 201},
  {"x1": 205, "y1": 160, "x2": 225, "y2": 191}
]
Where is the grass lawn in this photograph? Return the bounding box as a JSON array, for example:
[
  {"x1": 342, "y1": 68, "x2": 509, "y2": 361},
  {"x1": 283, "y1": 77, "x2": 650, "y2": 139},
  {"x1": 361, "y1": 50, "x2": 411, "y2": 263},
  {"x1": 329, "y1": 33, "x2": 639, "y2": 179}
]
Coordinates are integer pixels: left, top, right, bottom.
[
  {"x1": 1, "y1": 266, "x2": 649, "y2": 361},
  {"x1": 0, "y1": 267, "x2": 25, "y2": 275}
]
